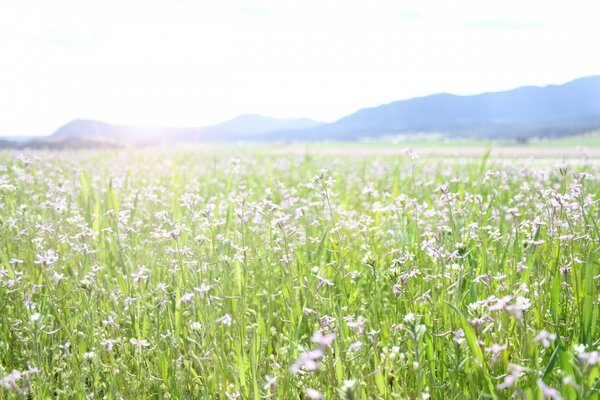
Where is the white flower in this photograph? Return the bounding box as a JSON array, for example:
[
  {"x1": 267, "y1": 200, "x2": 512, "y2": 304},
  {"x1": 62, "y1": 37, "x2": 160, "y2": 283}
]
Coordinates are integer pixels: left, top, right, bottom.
[
  {"x1": 194, "y1": 283, "x2": 212, "y2": 299},
  {"x1": 305, "y1": 388, "x2": 323, "y2": 399},
  {"x1": 537, "y1": 380, "x2": 562, "y2": 400},
  {"x1": 534, "y1": 330, "x2": 557, "y2": 348},
  {"x1": 216, "y1": 314, "x2": 232, "y2": 326},
  {"x1": 343, "y1": 380, "x2": 356, "y2": 389},
  {"x1": 311, "y1": 330, "x2": 335, "y2": 347},
  {"x1": 0, "y1": 370, "x2": 22, "y2": 392},
  {"x1": 180, "y1": 292, "x2": 195, "y2": 304},
  {"x1": 101, "y1": 339, "x2": 115, "y2": 352},
  {"x1": 190, "y1": 322, "x2": 202, "y2": 331},
  {"x1": 52, "y1": 272, "x2": 65, "y2": 284},
  {"x1": 290, "y1": 349, "x2": 323, "y2": 374},
  {"x1": 263, "y1": 375, "x2": 277, "y2": 391},
  {"x1": 577, "y1": 350, "x2": 600, "y2": 366},
  {"x1": 345, "y1": 316, "x2": 366, "y2": 335},
  {"x1": 130, "y1": 338, "x2": 150, "y2": 354},
  {"x1": 34, "y1": 250, "x2": 58, "y2": 267},
  {"x1": 404, "y1": 313, "x2": 415, "y2": 323},
  {"x1": 131, "y1": 265, "x2": 149, "y2": 283},
  {"x1": 573, "y1": 344, "x2": 586, "y2": 354}
]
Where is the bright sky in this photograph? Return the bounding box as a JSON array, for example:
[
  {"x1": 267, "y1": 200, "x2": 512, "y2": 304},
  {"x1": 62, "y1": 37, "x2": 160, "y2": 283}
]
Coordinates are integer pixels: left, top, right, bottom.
[{"x1": 1, "y1": 0, "x2": 599, "y2": 135}]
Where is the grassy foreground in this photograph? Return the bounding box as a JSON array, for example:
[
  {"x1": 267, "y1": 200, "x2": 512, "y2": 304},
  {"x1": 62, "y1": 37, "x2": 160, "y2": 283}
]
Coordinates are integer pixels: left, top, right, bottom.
[{"x1": 0, "y1": 148, "x2": 599, "y2": 399}]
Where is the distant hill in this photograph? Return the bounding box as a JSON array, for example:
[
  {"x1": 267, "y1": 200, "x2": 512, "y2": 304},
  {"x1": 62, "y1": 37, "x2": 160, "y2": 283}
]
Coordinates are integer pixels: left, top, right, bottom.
[
  {"x1": 52, "y1": 120, "x2": 201, "y2": 141},
  {"x1": 12, "y1": 75, "x2": 600, "y2": 146},
  {"x1": 200, "y1": 114, "x2": 322, "y2": 139},
  {"x1": 51, "y1": 115, "x2": 322, "y2": 142},
  {"x1": 283, "y1": 76, "x2": 600, "y2": 140}
]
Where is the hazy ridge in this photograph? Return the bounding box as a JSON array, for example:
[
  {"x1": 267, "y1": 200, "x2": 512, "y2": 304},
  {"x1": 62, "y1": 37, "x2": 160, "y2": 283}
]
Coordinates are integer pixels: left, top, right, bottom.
[{"x1": 2, "y1": 76, "x2": 600, "y2": 148}]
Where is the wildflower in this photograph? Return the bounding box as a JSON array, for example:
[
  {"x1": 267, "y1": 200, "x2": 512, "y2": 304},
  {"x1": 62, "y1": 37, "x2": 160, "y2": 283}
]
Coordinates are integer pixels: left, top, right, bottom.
[
  {"x1": 311, "y1": 330, "x2": 336, "y2": 346},
  {"x1": 101, "y1": 339, "x2": 115, "y2": 352},
  {"x1": 347, "y1": 341, "x2": 363, "y2": 353},
  {"x1": 453, "y1": 329, "x2": 465, "y2": 344},
  {"x1": 290, "y1": 349, "x2": 323, "y2": 374},
  {"x1": 303, "y1": 307, "x2": 316, "y2": 315},
  {"x1": 263, "y1": 375, "x2": 277, "y2": 392},
  {"x1": 102, "y1": 314, "x2": 119, "y2": 329},
  {"x1": 315, "y1": 274, "x2": 334, "y2": 289},
  {"x1": 537, "y1": 380, "x2": 563, "y2": 400},
  {"x1": 505, "y1": 296, "x2": 531, "y2": 322},
  {"x1": 131, "y1": 265, "x2": 149, "y2": 283},
  {"x1": 180, "y1": 292, "x2": 195, "y2": 304},
  {"x1": 563, "y1": 375, "x2": 580, "y2": 391},
  {"x1": 216, "y1": 314, "x2": 232, "y2": 326},
  {"x1": 305, "y1": 388, "x2": 323, "y2": 399},
  {"x1": 157, "y1": 282, "x2": 168, "y2": 293},
  {"x1": 345, "y1": 316, "x2": 366, "y2": 335},
  {"x1": 52, "y1": 272, "x2": 65, "y2": 284},
  {"x1": 34, "y1": 250, "x2": 58, "y2": 267},
  {"x1": 194, "y1": 283, "x2": 212, "y2": 299},
  {"x1": 130, "y1": 338, "x2": 150, "y2": 354},
  {"x1": 0, "y1": 370, "x2": 22, "y2": 393},
  {"x1": 497, "y1": 364, "x2": 526, "y2": 390},
  {"x1": 343, "y1": 380, "x2": 356, "y2": 389},
  {"x1": 577, "y1": 350, "x2": 600, "y2": 366},
  {"x1": 573, "y1": 344, "x2": 586, "y2": 354},
  {"x1": 190, "y1": 322, "x2": 202, "y2": 331},
  {"x1": 534, "y1": 330, "x2": 557, "y2": 348},
  {"x1": 485, "y1": 343, "x2": 507, "y2": 365}
]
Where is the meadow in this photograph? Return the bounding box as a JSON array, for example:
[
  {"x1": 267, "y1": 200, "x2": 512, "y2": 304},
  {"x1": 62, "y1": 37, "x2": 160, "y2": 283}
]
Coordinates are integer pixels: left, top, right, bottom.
[{"x1": 0, "y1": 145, "x2": 599, "y2": 399}]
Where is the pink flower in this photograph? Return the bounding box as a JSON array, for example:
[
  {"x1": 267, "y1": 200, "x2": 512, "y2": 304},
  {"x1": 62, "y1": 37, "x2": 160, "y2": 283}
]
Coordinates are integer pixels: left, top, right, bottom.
[
  {"x1": 216, "y1": 314, "x2": 232, "y2": 326},
  {"x1": 311, "y1": 330, "x2": 336, "y2": 347}
]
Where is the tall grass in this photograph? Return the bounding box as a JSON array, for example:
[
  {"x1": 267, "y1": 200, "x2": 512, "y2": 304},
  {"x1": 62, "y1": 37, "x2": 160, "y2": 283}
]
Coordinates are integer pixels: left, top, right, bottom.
[{"x1": 0, "y1": 148, "x2": 598, "y2": 399}]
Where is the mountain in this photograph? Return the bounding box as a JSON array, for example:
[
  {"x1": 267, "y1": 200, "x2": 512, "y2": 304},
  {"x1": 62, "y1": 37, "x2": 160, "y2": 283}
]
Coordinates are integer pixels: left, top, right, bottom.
[
  {"x1": 50, "y1": 115, "x2": 322, "y2": 142},
  {"x1": 52, "y1": 120, "x2": 200, "y2": 142},
  {"x1": 200, "y1": 114, "x2": 322, "y2": 139},
  {"x1": 294, "y1": 76, "x2": 600, "y2": 140},
  {"x1": 33, "y1": 75, "x2": 600, "y2": 144}
]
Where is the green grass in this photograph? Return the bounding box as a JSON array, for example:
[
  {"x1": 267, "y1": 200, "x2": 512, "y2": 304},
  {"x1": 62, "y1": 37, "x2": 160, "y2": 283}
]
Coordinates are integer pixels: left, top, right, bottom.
[{"x1": 0, "y1": 148, "x2": 599, "y2": 399}]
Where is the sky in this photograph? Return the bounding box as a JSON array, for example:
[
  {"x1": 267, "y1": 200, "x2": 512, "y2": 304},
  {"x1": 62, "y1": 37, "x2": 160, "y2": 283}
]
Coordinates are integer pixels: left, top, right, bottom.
[{"x1": 1, "y1": 0, "x2": 600, "y2": 136}]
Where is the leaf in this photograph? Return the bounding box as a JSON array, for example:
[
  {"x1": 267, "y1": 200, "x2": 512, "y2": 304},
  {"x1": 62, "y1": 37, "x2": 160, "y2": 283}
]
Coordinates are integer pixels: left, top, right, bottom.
[
  {"x1": 542, "y1": 344, "x2": 561, "y2": 381},
  {"x1": 446, "y1": 302, "x2": 496, "y2": 397}
]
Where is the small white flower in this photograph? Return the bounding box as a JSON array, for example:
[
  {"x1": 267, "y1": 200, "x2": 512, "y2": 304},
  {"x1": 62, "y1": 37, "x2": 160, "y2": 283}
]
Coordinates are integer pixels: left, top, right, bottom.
[
  {"x1": 534, "y1": 330, "x2": 557, "y2": 348},
  {"x1": 263, "y1": 375, "x2": 277, "y2": 391},
  {"x1": 130, "y1": 338, "x2": 150, "y2": 354},
  {"x1": 101, "y1": 339, "x2": 115, "y2": 352},
  {"x1": 311, "y1": 330, "x2": 335, "y2": 347},
  {"x1": 180, "y1": 292, "x2": 195, "y2": 304},
  {"x1": 35, "y1": 250, "x2": 58, "y2": 267},
  {"x1": 131, "y1": 265, "x2": 149, "y2": 283},
  {"x1": 0, "y1": 370, "x2": 22, "y2": 392},
  {"x1": 190, "y1": 322, "x2": 202, "y2": 331},
  {"x1": 216, "y1": 314, "x2": 232, "y2": 326},
  {"x1": 305, "y1": 388, "x2": 323, "y2": 399}
]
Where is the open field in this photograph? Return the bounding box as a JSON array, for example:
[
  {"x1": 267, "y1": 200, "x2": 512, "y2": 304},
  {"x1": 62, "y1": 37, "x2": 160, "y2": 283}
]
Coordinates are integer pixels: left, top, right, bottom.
[{"x1": 1, "y1": 145, "x2": 599, "y2": 399}]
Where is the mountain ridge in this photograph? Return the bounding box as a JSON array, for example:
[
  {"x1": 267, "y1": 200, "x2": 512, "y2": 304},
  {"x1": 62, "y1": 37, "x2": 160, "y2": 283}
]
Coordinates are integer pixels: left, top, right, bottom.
[{"x1": 2, "y1": 75, "x2": 599, "y2": 147}]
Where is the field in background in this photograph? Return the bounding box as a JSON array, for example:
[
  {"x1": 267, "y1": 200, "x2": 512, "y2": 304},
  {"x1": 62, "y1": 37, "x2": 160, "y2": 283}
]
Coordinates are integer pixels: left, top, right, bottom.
[
  {"x1": 268, "y1": 133, "x2": 600, "y2": 159},
  {"x1": 1, "y1": 145, "x2": 599, "y2": 398}
]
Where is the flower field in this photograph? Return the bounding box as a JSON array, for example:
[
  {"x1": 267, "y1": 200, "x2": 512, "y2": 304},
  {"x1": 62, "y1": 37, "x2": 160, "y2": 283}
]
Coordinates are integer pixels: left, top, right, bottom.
[{"x1": 1, "y1": 148, "x2": 599, "y2": 399}]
